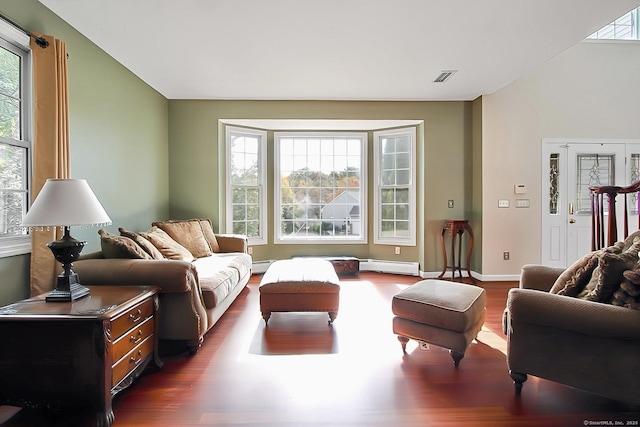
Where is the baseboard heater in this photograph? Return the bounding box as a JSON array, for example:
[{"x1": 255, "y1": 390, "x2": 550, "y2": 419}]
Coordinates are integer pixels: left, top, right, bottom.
[
  {"x1": 252, "y1": 258, "x2": 419, "y2": 276},
  {"x1": 359, "y1": 259, "x2": 420, "y2": 276}
]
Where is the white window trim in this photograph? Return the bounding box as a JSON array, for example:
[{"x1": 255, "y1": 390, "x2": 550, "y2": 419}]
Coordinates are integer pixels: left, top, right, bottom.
[
  {"x1": 373, "y1": 127, "x2": 417, "y2": 246},
  {"x1": 224, "y1": 126, "x2": 267, "y2": 245},
  {"x1": 274, "y1": 131, "x2": 367, "y2": 245},
  {"x1": 0, "y1": 19, "x2": 32, "y2": 258}
]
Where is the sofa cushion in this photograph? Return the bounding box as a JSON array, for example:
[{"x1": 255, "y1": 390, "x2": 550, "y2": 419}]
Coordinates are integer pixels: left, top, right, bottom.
[
  {"x1": 118, "y1": 227, "x2": 165, "y2": 259},
  {"x1": 140, "y1": 226, "x2": 195, "y2": 262},
  {"x1": 193, "y1": 256, "x2": 243, "y2": 308},
  {"x1": 98, "y1": 229, "x2": 151, "y2": 259},
  {"x1": 217, "y1": 252, "x2": 252, "y2": 279},
  {"x1": 152, "y1": 219, "x2": 213, "y2": 258}
]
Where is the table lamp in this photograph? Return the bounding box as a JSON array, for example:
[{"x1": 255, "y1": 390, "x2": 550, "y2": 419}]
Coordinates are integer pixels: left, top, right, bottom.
[{"x1": 21, "y1": 178, "x2": 112, "y2": 302}]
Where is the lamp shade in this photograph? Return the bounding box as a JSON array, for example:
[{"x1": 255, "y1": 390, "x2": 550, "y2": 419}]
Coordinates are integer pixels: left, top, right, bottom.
[{"x1": 21, "y1": 178, "x2": 112, "y2": 227}]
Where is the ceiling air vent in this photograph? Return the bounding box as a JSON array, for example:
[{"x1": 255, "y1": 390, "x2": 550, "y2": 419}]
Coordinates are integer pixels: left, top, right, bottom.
[{"x1": 434, "y1": 70, "x2": 457, "y2": 83}]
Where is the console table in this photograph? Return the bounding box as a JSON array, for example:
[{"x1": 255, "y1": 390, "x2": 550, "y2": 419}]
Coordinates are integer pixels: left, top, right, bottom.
[
  {"x1": 437, "y1": 219, "x2": 475, "y2": 282},
  {"x1": 0, "y1": 285, "x2": 162, "y2": 427}
]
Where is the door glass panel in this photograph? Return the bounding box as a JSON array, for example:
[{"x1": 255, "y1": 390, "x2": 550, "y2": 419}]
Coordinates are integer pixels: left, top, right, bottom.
[
  {"x1": 631, "y1": 153, "x2": 640, "y2": 214},
  {"x1": 549, "y1": 153, "x2": 559, "y2": 214},
  {"x1": 576, "y1": 154, "x2": 615, "y2": 214}
]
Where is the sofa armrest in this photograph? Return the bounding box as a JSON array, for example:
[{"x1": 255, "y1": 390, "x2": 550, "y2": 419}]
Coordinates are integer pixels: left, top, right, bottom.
[
  {"x1": 215, "y1": 234, "x2": 248, "y2": 253},
  {"x1": 507, "y1": 288, "x2": 640, "y2": 339},
  {"x1": 73, "y1": 258, "x2": 198, "y2": 294},
  {"x1": 519, "y1": 264, "x2": 565, "y2": 292}
]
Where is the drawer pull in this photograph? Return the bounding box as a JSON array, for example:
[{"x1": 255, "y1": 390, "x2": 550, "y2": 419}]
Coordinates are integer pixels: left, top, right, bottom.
[
  {"x1": 129, "y1": 309, "x2": 142, "y2": 323},
  {"x1": 130, "y1": 350, "x2": 143, "y2": 365},
  {"x1": 130, "y1": 329, "x2": 143, "y2": 344}
]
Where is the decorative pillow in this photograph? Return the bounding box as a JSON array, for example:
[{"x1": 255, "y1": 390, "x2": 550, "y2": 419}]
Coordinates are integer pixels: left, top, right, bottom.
[
  {"x1": 613, "y1": 264, "x2": 640, "y2": 309},
  {"x1": 623, "y1": 230, "x2": 640, "y2": 250},
  {"x1": 118, "y1": 227, "x2": 165, "y2": 260},
  {"x1": 198, "y1": 219, "x2": 220, "y2": 253},
  {"x1": 152, "y1": 219, "x2": 213, "y2": 258},
  {"x1": 579, "y1": 237, "x2": 640, "y2": 302},
  {"x1": 553, "y1": 241, "x2": 625, "y2": 296},
  {"x1": 139, "y1": 226, "x2": 195, "y2": 262},
  {"x1": 98, "y1": 229, "x2": 151, "y2": 259},
  {"x1": 552, "y1": 251, "x2": 600, "y2": 295}
]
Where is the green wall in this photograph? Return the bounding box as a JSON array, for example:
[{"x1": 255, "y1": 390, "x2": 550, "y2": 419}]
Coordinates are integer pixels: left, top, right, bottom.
[
  {"x1": 168, "y1": 100, "x2": 479, "y2": 273},
  {"x1": 0, "y1": 0, "x2": 169, "y2": 305}
]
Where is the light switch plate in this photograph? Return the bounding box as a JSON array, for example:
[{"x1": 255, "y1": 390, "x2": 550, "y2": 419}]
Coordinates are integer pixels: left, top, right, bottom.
[
  {"x1": 498, "y1": 199, "x2": 510, "y2": 208},
  {"x1": 515, "y1": 199, "x2": 530, "y2": 208}
]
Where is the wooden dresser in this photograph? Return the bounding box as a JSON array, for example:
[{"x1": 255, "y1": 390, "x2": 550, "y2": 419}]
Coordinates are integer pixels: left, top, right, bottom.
[{"x1": 0, "y1": 285, "x2": 162, "y2": 427}]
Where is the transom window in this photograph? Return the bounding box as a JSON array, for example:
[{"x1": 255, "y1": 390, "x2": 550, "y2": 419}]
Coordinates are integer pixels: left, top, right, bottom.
[
  {"x1": 274, "y1": 132, "x2": 366, "y2": 244},
  {"x1": 0, "y1": 21, "x2": 31, "y2": 258},
  {"x1": 588, "y1": 7, "x2": 639, "y2": 40}
]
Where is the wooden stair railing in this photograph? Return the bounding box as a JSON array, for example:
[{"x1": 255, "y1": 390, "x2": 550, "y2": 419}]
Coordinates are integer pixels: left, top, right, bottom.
[{"x1": 590, "y1": 181, "x2": 640, "y2": 250}]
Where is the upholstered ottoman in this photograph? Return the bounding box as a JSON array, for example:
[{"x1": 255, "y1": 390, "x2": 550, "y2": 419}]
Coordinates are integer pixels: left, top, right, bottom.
[
  {"x1": 392, "y1": 279, "x2": 486, "y2": 367},
  {"x1": 259, "y1": 258, "x2": 341, "y2": 326}
]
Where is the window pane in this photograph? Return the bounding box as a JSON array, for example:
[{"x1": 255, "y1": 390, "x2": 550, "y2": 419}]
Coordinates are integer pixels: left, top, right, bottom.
[
  {"x1": 228, "y1": 129, "x2": 264, "y2": 240},
  {"x1": 0, "y1": 144, "x2": 26, "y2": 189},
  {"x1": 0, "y1": 46, "x2": 21, "y2": 140},
  {"x1": 279, "y1": 134, "x2": 363, "y2": 240},
  {"x1": 375, "y1": 128, "x2": 415, "y2": 243},
  {"x1": 0, "y1": 190, "x2": 27, "y2": 236}
]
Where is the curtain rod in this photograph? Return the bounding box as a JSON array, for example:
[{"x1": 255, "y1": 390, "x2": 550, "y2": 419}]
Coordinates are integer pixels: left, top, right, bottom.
[{"x1": 0, "y1": 13, "x2": 49, "y2": 48}]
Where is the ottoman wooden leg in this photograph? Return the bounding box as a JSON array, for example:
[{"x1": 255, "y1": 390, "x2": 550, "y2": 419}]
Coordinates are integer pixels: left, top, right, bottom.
[
  {"x1": 397, "y1": 335, "x2": 410, "y2": 353},
  {"x1": 262, "y1": 311, "x2": 271, "y2": 326},
  {"x1": 450, "y1": 350, "x2": 464, "y2": 367},
  {"x1": 328, "y1": 311, "x2": 338, "y2": 325}
]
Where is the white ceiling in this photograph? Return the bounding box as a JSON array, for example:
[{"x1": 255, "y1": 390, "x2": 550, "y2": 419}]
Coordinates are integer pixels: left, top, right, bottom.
[{"x1": 39, "y1": 0, "x2": 640, "y2": 101}]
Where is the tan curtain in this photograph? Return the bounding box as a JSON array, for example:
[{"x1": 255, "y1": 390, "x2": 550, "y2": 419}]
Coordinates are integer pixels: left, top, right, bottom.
[{"x1": 29, "y1": 34, "x2": 70, "y2": 296}]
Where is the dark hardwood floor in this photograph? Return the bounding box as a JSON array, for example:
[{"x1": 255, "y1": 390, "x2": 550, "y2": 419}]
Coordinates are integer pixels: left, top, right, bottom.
[{"x1": 1, "y1": 272, "x2": 637, "y2": 426}]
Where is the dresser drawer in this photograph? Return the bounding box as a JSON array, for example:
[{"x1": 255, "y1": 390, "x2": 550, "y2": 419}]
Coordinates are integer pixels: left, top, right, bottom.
[
  {"x1": 112, "y1": 335, "x2": 154, "y2": 387},
  {"x1": 112, "y1": 316, "x2": 154, "y2": 362},
  {"x1": 111, "y1": 298, "x2": 154, "y2": 339}
]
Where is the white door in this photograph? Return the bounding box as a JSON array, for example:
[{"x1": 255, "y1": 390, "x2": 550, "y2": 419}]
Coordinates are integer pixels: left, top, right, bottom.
[{"x1": 542, "y1": 141, "x2": 633, "y2": 268}]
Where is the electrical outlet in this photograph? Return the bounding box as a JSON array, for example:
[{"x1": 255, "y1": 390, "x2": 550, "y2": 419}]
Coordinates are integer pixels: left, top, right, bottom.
[
  {"x1": 247, "y1": 247, "x2": 253, "y2": 255},
  {"x1": 448, "y1": 199, "x2": 454, "y2": 208},
  {"x1": 394, "y1": 246, "x2": 401, "y2": 255},
  {"x1": 503, "y1": 251, "x2": 510, "y2": 260},
  {"x1": 419, "y1": 341, "x2": 430, "y2": 351}
]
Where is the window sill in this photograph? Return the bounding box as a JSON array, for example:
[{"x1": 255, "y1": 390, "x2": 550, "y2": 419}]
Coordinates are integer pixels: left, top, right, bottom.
[{"x1": 0, "y1": 237, "x2": 31, "y2": 258}]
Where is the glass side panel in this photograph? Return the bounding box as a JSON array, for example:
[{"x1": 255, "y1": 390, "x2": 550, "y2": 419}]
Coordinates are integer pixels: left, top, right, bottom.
[{"x1": 549, "y1": 153, "x2": 559, "y2": 215}]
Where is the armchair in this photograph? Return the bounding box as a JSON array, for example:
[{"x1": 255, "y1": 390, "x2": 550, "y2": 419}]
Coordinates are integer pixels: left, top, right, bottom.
[{"x1": 504, "y1": 264, "x2": 640, "y2": 406}]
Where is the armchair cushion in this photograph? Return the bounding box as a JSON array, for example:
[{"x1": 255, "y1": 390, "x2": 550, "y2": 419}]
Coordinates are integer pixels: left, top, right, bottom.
[{"x1": 98, "y1": 229, "x2": 151, "y2": 259}]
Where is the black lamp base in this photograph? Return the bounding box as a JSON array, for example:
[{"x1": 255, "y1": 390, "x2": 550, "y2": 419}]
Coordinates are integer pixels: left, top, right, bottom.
[
  {"x1": 45, "y1": 281, "x2": 91, "y2": 302},
  {"x1": 45, "y1": 227, "x2": 91, "y2": 303}
]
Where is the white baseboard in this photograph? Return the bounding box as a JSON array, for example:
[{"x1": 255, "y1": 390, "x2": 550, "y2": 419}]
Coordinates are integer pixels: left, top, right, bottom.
[{"x1": 420, "y1": 270, "x2": 519, "y2": 282}]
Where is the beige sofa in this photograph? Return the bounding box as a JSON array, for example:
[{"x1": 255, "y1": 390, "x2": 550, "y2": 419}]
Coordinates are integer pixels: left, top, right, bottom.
[{"x1": 73, "y1": 219, "x2": 252, "y2": 355}]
